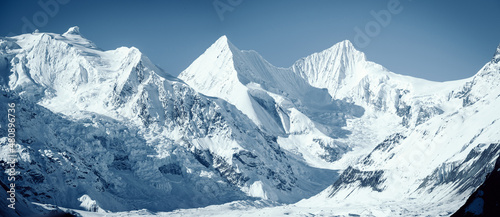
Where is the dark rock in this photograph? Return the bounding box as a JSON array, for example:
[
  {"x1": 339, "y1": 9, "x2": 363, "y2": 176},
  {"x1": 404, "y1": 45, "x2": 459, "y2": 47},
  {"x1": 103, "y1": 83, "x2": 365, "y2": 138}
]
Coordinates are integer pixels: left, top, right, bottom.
[
  {"x1": 159, "y1": 163, "x2": 182, "y2": 175},
  {"x1": 452, "y1": 154, "x2": 500, "y2": 217}
]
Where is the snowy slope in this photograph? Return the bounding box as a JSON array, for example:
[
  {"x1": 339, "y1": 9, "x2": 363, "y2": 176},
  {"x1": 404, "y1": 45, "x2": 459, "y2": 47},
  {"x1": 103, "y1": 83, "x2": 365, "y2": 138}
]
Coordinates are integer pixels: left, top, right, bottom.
[
  {"x1": 0, "y1": 28, "x2": 338, "y2": 213},
  {"x1": 173, "y1": 40, "x2": 500, "y2": 216},
  {"x1": 1, "y1": 27, "x2": 499, "y2": 217},
  {"x1": 179, "y1": 37, "x2": 473, "y2": 172},
  {"x1": 179, "y1": 36, "x2": 371, "y2": 169},
  {"x1": 287, "y1": 39, "x2": 473, "y2": 170},
  {"x1": 294, "y1": 44, "x2": 500, "y2": 216},
  {"x1": 70, "y1": 43, "x2": 500, "y2": 217}
]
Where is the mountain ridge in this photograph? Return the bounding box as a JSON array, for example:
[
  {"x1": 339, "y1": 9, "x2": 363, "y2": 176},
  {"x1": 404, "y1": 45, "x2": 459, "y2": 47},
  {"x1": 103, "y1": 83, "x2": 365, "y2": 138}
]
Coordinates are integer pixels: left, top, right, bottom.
[
  {"x1": 0, "y1": 27, "x2": 340, "y2": 213},
  {"x1": 178, "y1": 34, "x2": 500, "y2": 216},
  {"x1": 1, "y1": 27, "x2": 499, "y2": 216},
  {"x1": 179, "y1": 35, "x2": 368, "y2": 169}
]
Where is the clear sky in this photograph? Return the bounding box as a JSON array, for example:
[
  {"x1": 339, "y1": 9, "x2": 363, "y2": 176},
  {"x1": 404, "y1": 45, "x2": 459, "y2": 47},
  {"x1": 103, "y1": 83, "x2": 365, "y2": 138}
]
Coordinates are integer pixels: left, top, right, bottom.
[{"x1": 1, "y1": 0, "x2": 499, "y2": 81}]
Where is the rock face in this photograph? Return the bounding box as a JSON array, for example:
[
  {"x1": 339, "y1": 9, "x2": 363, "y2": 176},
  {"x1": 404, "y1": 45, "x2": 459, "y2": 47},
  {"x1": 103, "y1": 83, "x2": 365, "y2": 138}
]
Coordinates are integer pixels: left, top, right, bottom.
[
  {"x1": 1, "y1": 27, "x2": 499, "y2": 216},
  {"x1": 451, "y1": 155, "x2": 500, "y2": 217}
]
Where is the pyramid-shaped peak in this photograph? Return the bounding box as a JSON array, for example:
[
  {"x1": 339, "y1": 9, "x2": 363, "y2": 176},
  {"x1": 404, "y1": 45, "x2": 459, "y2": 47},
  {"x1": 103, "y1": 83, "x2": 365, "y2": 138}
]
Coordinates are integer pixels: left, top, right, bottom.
[
  {"x1": 211, "y1": 35, "x2": 240, "y2": 52},
  {"x1": 299, "y1": 39, "x2": 365, "y2": 63},
  {"x1": 339, "y1": 39, "x2": 354, "y2": 47},
  {"x1": 216, "y1": 35, "x2": 229, "y2": 43},
  {"x1": 327, "y1": 40, "x2": 359, "y2": 53},
  {"x1": 63, "y1": 26, "x2": 81, "y2": 36}
]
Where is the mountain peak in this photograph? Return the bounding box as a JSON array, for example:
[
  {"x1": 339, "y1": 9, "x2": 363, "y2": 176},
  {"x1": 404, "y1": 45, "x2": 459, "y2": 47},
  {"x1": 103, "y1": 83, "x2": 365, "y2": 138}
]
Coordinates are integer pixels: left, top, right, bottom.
[
  {"x1": 339, "y1": 39, "x2": 354, "y2": 48},
  {"x1": 63, "y1": 26, "x2": 81, "y2": 36},
  {"x1": 216, "y1": 35, "x2": 228, "y2": 43},
  {"x1": 211, "y1": 35, "x2": 239, "y2": 53},
  {"x1": 291, "y1": 39, "x2": 381, "y2": 99},
  {"x1": 178, "y1": 35, "x2": 242, "y2": 95},
  {"x1": 324, "y1": 39, "x2": 359, "y2": 55}
]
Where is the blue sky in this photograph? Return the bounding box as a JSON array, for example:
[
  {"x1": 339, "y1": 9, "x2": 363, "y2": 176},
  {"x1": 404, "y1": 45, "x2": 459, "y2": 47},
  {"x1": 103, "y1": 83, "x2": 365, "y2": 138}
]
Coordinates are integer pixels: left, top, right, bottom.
[{"x1": 1, "y1": 0, "x2": 499, "y2": 81}]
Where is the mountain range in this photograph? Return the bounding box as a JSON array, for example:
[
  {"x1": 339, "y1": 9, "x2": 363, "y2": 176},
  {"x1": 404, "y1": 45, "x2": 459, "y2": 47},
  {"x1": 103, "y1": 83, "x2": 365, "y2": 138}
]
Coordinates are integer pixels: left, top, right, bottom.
[{"x1": 0, "y1": 27, "x2": 499, "y2": 216}]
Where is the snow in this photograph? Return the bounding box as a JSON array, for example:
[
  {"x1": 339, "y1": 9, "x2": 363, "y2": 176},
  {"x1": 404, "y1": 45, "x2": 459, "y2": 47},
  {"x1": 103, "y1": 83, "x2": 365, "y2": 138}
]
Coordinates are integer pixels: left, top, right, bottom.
[
  {"x1": 78, "y1": 195, "x2": 105, "y2": 213},
  {"x1": 246, "y1": 181, "x2": 268, "y2": 199},
  {"x1": 176, "y1": 36, "x2": 500, "y2": 216},
  {"x1": 0, "y1": 28, "x2": 338, "y2": 213},
  {"x1": 63, "y1": 26, "x2": 81, "y2": 36},
  {"x1": 179, "y1": 36, "x2": 367, "y2": 170},
  {"x1": 1, "y1": 27, "x2": 499, "y2": 216}
]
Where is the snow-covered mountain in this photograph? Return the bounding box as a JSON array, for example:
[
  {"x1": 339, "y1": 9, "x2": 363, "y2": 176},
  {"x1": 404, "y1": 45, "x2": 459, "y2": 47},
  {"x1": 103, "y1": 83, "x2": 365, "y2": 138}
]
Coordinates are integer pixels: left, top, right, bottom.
[
  {"x1": 294, "y1": 44, "x2": 500, "y2": 216},
  {"x1": 179, "y1": 36, "x2": 380, "y2": 169},
  {"x1": 178, "y1": 36, "x2": 468, "y2": 171},
  {"x1": 292, "y1": 40, "x2": 467, "y2": 128},
  {"x1": 0, "y1": 27, "x2": 339, "y2": 214},
  {"x1": 180, "y1": 37, "x2": 500, "y2": 216},
  {"x1": 1, "y1": 27, "x2": 499, "y2": 216}
]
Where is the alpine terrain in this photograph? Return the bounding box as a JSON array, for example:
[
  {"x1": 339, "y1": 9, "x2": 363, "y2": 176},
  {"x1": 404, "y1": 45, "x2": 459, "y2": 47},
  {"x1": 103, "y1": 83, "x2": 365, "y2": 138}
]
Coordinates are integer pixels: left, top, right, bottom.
[{"x1": 0, "y1": 27, "x2": 499, "y2": 216}]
